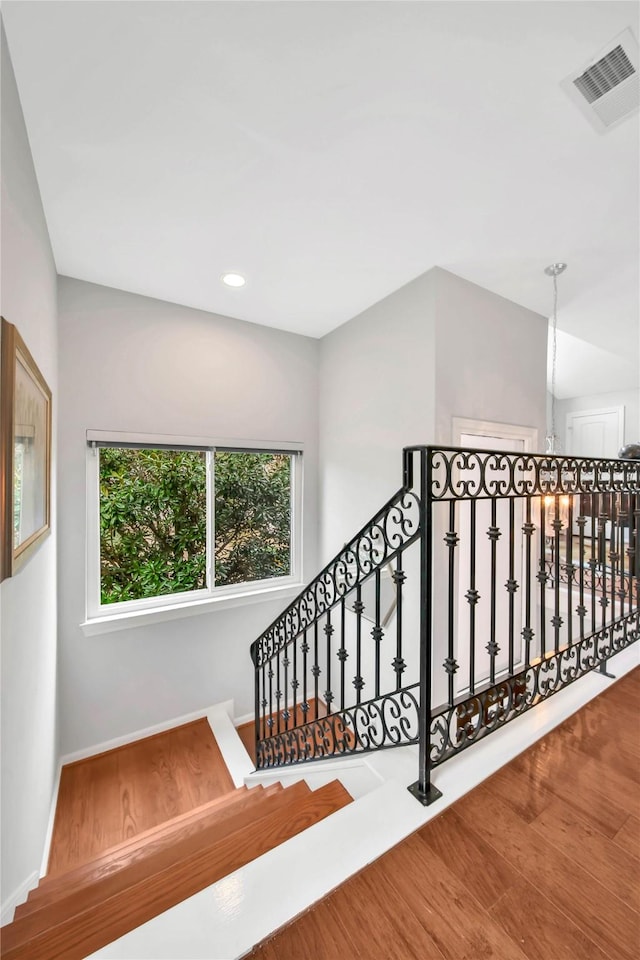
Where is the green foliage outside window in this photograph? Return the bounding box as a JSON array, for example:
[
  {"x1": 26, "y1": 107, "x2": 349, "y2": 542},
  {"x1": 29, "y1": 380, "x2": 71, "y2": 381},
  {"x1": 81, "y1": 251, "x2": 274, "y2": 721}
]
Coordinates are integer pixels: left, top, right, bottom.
[
  {"x1": 214, "y1": 452, "x2": 291, "y2": 587},
  {"x1": 99, "y1": 448, "x2": 292, "y2": 605}
]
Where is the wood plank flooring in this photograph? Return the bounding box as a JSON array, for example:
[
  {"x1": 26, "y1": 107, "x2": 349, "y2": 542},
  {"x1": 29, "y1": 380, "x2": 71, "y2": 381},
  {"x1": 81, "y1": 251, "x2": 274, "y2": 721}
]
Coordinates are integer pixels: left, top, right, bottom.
[
  {"x1": 248, "y1": 667, "x2": 640, "y2": 960},
  {"x1": 47, "y1": 718, "x2": 234, "y2": 877},
  {"x1": 237, "y1": 698, "x2": 329, "y2": 762}
]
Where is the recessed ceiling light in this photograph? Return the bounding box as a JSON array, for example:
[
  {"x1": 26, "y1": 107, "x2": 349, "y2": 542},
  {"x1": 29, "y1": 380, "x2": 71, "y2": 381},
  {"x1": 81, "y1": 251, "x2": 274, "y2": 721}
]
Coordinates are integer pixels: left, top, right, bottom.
[{"x1": 222, "y1": 272, "x2": 246, "y2": 288}]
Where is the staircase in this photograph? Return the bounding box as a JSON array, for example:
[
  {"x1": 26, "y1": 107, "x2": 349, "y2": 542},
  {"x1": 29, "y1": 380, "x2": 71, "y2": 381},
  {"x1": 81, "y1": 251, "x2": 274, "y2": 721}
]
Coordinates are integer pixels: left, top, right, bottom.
[{"x1": 0, "y1": 728, "x2": 352, "y2": 960}]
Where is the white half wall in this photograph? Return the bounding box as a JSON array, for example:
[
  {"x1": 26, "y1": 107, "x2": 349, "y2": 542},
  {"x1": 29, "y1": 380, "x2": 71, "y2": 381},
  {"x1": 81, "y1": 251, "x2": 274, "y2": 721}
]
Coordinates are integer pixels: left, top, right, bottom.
[
  {"x1": 56, "y1": 277, "x2": 319, "y2": 754},
  {"x1": 1, "y1": 22, "x2": 59, "y2": 911}
]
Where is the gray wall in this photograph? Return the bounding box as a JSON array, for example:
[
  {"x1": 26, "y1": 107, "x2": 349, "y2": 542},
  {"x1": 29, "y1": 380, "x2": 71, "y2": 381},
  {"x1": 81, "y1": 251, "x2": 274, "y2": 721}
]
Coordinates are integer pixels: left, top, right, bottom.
[
  {"x1": 0, "y1": 23, "x2": 59, "y2": 914},
  {"x1": 319, "y1": 267, "x2": 547, "y2": 564},
  {"x1": 319, "y1": 268, "x2": 437, "y2": 561},
  {"x1": 434, "y1": 268, "x2": 547, "y2": 446},
  {"x1": 57, "y1": 277, "x2": 319, "y2": 754}
]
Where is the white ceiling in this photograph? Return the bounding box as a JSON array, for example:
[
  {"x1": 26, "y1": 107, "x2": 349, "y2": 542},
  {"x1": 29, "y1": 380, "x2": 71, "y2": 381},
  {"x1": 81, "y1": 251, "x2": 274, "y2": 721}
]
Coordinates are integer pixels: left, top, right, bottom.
[{"x1": 2, "y1": 1, "x2": 639, "y2": 398}]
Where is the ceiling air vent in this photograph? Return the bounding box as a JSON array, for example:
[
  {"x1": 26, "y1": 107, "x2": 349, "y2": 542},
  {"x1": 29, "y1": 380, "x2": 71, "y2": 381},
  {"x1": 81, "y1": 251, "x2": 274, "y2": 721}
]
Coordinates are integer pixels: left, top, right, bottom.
[{"x1": 561, "y1": 28, "x2": 639, "y2": 133}]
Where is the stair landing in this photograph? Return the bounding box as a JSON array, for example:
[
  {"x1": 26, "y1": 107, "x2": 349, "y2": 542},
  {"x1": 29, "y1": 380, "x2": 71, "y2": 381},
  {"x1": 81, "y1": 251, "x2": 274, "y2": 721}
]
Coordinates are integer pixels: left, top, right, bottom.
[{"x1": 47, "y1": 717, "x2": 234, "y2": 877}]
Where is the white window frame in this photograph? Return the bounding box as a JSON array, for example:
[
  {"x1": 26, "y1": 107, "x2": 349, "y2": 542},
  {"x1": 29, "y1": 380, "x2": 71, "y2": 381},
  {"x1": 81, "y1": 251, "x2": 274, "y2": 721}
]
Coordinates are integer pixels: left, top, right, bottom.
[{"x1": 83, "y1": 431, "x2": 304, "y2": 635}]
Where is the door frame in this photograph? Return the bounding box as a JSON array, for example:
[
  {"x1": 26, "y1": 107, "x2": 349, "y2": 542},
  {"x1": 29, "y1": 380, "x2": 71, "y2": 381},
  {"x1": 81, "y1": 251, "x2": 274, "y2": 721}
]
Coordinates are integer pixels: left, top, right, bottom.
[
  {"x1": 565, "y1": 406, "x2": 624, "y2": 458},
  {"x1": 448, "y1": 418, "x2": 540, "y2": 698},
  {"x1": 451, "y1": 417, "x2": 539, "y2": 454}
]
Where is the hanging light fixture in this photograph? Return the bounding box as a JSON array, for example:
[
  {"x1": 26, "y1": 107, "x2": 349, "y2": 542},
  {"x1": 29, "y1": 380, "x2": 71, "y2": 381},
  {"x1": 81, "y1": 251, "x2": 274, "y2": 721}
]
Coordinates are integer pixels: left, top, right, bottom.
[{"x1": 544, "y1": 262, "x2": 567, "y2": 455}]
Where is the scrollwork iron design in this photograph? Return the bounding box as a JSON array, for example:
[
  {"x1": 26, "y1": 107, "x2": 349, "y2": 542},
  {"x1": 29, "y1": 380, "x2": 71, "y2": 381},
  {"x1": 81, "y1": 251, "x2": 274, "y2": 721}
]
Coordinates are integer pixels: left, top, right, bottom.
[
  {"x1": 544, "y1": 559, "x2": 633, "y2": 598},
  {"x1": 256, "y1": 685, "x2": 420, "y2": 768},
  {"x1": 429, "y1": 610, "x2": 638, "y2": 766},
  {"x1": 429, "y1": 448, "x2": 640, "y2": 501},
  {"x1": 254, "y1": 489, "x2": 420, "y2": 666}
]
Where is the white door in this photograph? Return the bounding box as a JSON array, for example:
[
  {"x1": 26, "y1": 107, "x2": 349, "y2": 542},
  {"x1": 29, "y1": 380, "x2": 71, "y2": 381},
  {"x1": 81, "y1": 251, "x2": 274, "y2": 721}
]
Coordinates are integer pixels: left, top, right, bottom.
[{"x1": 566, "y1": 407, "x2": 624, "y2": 459}]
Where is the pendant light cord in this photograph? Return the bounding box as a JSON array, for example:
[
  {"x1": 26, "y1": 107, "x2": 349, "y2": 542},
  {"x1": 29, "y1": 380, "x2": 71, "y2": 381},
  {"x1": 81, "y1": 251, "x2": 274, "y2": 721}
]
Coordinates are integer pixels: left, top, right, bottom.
[{"x1": 550, "y1": 270, "x2": 558, "y2": 449}]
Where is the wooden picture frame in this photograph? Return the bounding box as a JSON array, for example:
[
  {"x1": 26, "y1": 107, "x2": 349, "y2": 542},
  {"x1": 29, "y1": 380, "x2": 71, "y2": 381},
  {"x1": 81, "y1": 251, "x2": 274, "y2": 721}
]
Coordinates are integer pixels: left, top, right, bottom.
[{"x1": 1, "y1": 317, "x2": 52, "y2": 580}]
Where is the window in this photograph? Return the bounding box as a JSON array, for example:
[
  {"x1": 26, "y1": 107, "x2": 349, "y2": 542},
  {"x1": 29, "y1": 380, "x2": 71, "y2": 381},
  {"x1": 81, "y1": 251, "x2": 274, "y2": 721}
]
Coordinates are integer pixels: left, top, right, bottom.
[{"x1": 86, "y1": 434, "x2": 302, "y2": 624}]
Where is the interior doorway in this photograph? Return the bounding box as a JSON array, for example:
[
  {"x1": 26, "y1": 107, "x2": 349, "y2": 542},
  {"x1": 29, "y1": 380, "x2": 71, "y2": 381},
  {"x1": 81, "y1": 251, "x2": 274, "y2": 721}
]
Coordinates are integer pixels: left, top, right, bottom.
[
  {"x1": 565, "y1": 407, "x2": 624, "y2": 459},
  {"x1": 449, "y1": 419, "x2": 539, "y2": 698}
]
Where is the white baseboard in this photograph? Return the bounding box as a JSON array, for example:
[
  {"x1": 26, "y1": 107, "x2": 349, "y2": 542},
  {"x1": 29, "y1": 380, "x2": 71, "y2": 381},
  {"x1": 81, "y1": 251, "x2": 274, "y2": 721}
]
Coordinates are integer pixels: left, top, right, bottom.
[
  {"x1": 40, "y1": 761, "x2": 63, "y2": 878},
  {"x1": 59, "y1": 700, "x2": 235, "y2": 767},
  {"x1": 1, "y1": 870, "x2": 39, "y2": 925},
  {"x1": 233, "y1": 710, "x2": 253, "y2": 727}
]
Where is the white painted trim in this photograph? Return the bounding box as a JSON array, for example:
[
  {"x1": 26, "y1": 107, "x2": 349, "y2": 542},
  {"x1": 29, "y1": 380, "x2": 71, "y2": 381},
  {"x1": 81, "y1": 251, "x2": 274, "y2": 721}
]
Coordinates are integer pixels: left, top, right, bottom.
[
  {"x1": 59, "y1": 701, "x2": 234, "y2": 766},
  {"x1": 81, "y1": 582, "x2": 304, "y2": 636},
  {"x1": 86, "y1": 430, "x2": 304, "y2": 453},
  {"x1": 451, "y1": 416, "x2": 539, "y2": 452},
  {"x1": 84, "y1": 437, "x2": 304, "y2": 628},
  {"x1": 1, "y1": 870, "x2": 39, "y2": 925},
  {"x1": 233, "y1": 710, "x2": 254, "y2": 728},
  {"x1": 244, "y1": 755, "x2": 381, "y2": 788},
  {"x1": 40, "y1": 762, "x2": 63, "y2": 878},
  {"x1": 206, "y1": 705, "x2": 254, "y2": 787}
]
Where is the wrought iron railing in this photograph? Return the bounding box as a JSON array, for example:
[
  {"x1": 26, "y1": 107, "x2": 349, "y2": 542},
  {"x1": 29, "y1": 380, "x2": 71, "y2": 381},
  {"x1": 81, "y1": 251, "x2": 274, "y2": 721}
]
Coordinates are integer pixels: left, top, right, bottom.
[
  {"x1": 250, "y1": 446, "x2": 639, "y2": 805},
  {"x1": 250, "y1": 451, "x2": 424, "y2": 768}
]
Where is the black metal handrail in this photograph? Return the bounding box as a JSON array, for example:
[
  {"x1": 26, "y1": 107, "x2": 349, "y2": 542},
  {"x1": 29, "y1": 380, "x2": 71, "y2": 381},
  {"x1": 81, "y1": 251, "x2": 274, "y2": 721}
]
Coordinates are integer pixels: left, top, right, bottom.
[
  {"x1": 250, "y1": 445, "x2": 640, "y2": 804},
  {"x1": 409, "y1": 445, "x2": 639, "y2": 804},
  {"x1": 250, "y1": 449, "x2": 424, "y2": 767}
]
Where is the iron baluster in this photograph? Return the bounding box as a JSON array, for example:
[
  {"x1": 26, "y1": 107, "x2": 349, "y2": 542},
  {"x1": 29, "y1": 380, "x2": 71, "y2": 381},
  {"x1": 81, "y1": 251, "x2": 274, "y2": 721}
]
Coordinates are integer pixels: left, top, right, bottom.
[
  {"x1": 468, "y1": 499, "x2": 478, "y2": 693},
  {"x1": 619, "y1": 494, "x2": 627, "y2": 619},
  {"x1": 292, "y1": 631, "x2": 298, "y2": 728},
  {"x1": 634, "y1": 495, "x2": 640, "y2": 606},
  {"x1": 487, "y1": 498, "x2": 500, "y2": 686},
  {"x1": 445, "y1": 500, "x2": 458, "y2": 706},
  {"x1": 408, "y1": 448, "x2": 441, "y2": 806},
  {"x1": 553, "y1": 496, "x2": 562, "y2": 654},
  {"x1": 611, "y1": 495, "x2": 617, "y2": 619},
  {"x1": 276, "y1": 649, "x2": 282, "y2": 735},
  {"x1": 267, "y1": 657, "x2": 274, "y2": 737},
  {"x1": 577, "y1": 506, "x2": 586, "y2": 641},
  {"x1": 590, "y1": 494, "x2": 597, "y2": 636},
  {"x1": 393, "y1": 553, "x2": 405, "y2": 692},
  {"x1": 302, "y1": 628, "x2": 309, "y2": 720},
  {"x1": 539, "y1": 495, "x2": 547, "y2": 659},
  {"x1": 566, "y1": 495, "x2": 573, "y2": 649},
  {"x1": 324, "y1": 610, "x2": 333, "y2": 716},
  {"x1": 353, "y1": 584, "x2": 364, "y2": 705},
  {"x1": 523, "y1": 496, "x2": 534, "y2": 668},
  {"x1": 507, "y1": 498, "x2": 516, "y2": 676},
  {"x1": 250, "y1": 641, "x2": 260, "y2": 766},
  {"x1": 373, "y1": 568, "x2": 382, "y2": 699},
  {"x1": 339, "y1": 597, "x2": 346, "y2": 711},
  {"x1": 282, "y1": 643, "x2": 289, "y2": 730},
  {"x1": 313, "y1": 621, "x2": 320, "y2": 720},
  {"x1": 599, "y1": 507, "x2": 608, "y2": 636}
]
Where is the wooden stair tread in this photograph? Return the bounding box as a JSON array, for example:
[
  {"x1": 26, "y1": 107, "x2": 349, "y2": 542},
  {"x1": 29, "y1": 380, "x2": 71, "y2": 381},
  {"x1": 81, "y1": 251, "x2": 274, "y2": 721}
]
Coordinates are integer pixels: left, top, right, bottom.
[
  {"x1": 1, "y1": 779, "x2": 352, "y2": 960},
  {"x1": 17, "y1": 783, "x2": 283, "y2": 919},
  {"x1": 4, "y1": 781, "x2": 313, "y2": 943},
  {"x1": 46, "y1": 718, "x2": 236, "y2": 879}
]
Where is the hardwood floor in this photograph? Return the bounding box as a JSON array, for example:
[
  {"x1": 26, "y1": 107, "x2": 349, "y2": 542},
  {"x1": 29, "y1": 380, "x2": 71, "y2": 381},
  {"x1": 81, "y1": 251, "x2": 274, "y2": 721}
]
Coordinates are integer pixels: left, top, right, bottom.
[
  {"x1": 248, "y1": 668, "x2": 640, "y2": 960},
  {"x1": 237, "y1": 697, "x2": 329, "y2": 762},
  {"x1": 47, "y1": 718, "x2": 234, "y2": 876}
]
